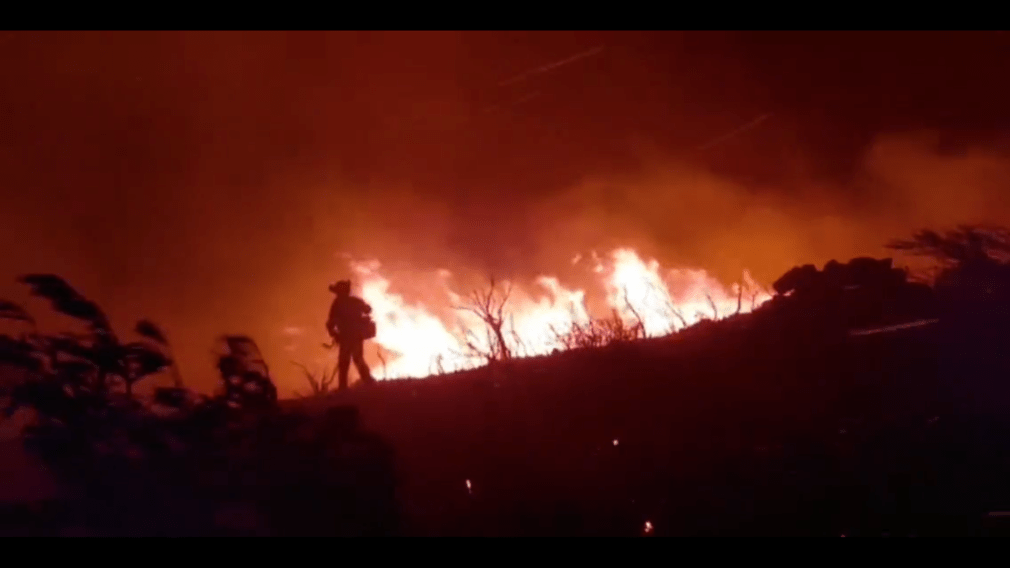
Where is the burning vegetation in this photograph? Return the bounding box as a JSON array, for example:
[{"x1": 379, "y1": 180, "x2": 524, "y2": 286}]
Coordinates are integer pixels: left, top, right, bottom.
[
  {"x1": 288, "y1": 247, "x2": 772, "y2": 384},
  {"x1": 2, "y1": 225, "x2": 1010, "y2": 536}
]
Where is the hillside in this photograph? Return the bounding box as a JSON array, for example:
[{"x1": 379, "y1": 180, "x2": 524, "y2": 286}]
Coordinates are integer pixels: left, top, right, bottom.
[
  {"x1": 4, "y1": 244, "x2": 1010, "y2": 536},
  {"x1": 284, "y1": 305, "x2": 1003, "y2": 536}
]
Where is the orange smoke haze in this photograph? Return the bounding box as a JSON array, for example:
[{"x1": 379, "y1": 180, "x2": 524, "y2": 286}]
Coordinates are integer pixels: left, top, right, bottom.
[
  {"x1": 271, "y1": 133, "x2": 1010, "y2": 392},
  {"x1": 2, "y1": 32, "x2": 1009, "y2": 395}
]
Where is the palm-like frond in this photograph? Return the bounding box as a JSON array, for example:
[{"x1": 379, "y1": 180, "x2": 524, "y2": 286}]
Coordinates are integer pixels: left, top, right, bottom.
[
  {"x1": 135, "y1": 320, "x2": 169, "y2": 346},
  {"x1": 0, "y1": 300, "x2": 34, "y2": 324},
  {"x1": 17, "y1": 274, "x2": 111, "y2": 333}
]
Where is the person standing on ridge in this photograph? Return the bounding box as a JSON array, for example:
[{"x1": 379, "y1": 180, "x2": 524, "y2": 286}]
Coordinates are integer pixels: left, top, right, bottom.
[{"x1": 326, "y1": 280, "x2": 376, "y2": 389}]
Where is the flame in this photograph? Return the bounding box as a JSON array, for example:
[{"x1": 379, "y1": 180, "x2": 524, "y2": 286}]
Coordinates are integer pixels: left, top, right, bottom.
[{"x1": 302, "y1": 248, "x2": 771, "y2": 381}]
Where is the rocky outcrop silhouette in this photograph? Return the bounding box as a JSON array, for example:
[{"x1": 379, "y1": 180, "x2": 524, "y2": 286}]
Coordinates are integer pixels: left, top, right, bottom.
[{"x1": 764, "y1": 257, "x2": 938, "y2": 335}]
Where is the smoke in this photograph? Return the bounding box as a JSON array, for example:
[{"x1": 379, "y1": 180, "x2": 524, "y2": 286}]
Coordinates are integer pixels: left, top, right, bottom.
[
  {"x1": 529, "y1": 131, "x2": 1010, "y2": 285},
  {"x1": 258, "y1": 132, "x2": 1010, "y2": 392},
  {"x1": 3, "y1": 32, "x2": 1010, "y2": 394}
]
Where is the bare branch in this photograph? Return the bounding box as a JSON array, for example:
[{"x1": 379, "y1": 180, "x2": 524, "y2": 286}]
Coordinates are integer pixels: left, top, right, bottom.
[
  {"x1": 455, "y1": 275, "x2": 514, "y2": 363},
  {"x1": 291, "y1": 360, "x2": 323, "y2": 395},
  {"x1": 320, "y1": 364, "x2": 336, "y2": 392},
  {"x1": 705, "y1": 293, "x2": 719, "y2": 320},
  {"x1": 622, "y1": 286, "x2": 647, "y2": 338}
]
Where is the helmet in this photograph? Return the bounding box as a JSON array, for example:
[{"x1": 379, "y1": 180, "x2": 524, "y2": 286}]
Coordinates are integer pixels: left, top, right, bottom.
[{"x1": 328, "y1": 280, "x2": 352, "y2": 295}]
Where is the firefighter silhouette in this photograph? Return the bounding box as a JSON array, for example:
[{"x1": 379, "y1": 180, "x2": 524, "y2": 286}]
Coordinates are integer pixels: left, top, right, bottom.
[{"x1": 326, "y1": 280, "x2": 376, "y2": 389}]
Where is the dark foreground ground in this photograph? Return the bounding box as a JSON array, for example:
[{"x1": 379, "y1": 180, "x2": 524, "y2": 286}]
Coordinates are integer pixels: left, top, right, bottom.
[
  {"x1": 279, "y1": 311, "x2": 1010, "y2": 537},
  {"x1": 3, "y1": 307, "x2": 1009, "y2": 536}
]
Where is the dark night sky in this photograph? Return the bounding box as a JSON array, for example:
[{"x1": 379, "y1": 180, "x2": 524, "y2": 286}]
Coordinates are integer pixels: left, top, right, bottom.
[{"x1": 2, "y1": 31, "x2": 1010, "y2": 392}]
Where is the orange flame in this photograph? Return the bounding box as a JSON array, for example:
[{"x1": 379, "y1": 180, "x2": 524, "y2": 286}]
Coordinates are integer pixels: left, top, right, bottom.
[{"x1": 299, "y1": 248, "x2": 771, "y2": 382}]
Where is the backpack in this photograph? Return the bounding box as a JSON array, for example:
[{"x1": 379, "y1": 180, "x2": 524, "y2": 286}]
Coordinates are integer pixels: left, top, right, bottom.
[{"x1": 361, "y1": 317, "x2": 377, "y2": 340}]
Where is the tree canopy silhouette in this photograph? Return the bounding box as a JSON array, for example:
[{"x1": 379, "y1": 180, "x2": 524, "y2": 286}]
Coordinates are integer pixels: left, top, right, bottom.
[{"x1": 886, "y1": 225, "x2": 1010, "y2": 267}]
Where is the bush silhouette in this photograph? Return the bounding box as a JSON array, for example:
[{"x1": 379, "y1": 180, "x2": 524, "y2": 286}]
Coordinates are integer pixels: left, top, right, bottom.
[{"x1": 0, "y1": 275, "x2": 294, "y2": 534}]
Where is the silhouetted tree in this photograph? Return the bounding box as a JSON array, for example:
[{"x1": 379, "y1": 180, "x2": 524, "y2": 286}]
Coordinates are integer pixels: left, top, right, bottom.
[
  {"x1": 457, "y1": 276, "x2": 514, "y2": 363},
  {"x1": 888, "y1": 225, "x2": 1010, "y2": 313},
  {"x1": 886, "y1": 225, "x2": 1010, "y2": 268}
]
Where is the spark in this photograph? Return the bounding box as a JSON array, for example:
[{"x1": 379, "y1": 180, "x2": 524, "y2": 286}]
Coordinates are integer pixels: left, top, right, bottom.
[
  {"x1": 498, "y1": 45, "x2": 606, "y2": 87},
  {"x1": 695, "y1": 113, "x2": 773, "y2": 151},
  {"x1": 465, "y1": 479, "x2": 472, "y2": 494},
  {"x1": 612, "y1": 438, "x2": 619, "y2": 447},
  {"x1": 643, "y1": 520, "x2": 654, "y2": 534}
]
